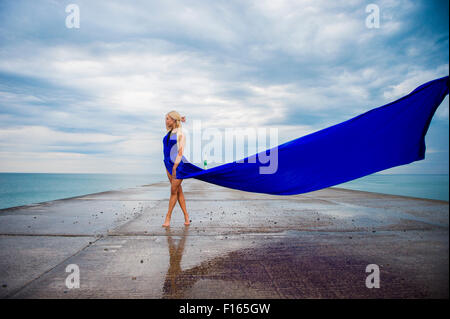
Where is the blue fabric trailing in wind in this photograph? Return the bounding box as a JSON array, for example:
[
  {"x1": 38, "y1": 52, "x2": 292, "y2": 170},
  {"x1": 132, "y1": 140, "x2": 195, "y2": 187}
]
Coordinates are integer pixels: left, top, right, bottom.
[{"x1": 163, "y1": 75, "x2": 449, "y2": 195}]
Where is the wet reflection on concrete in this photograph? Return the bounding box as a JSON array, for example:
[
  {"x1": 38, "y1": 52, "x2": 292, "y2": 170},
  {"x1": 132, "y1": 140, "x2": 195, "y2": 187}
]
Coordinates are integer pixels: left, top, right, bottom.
[
  {"x1": 159, "y1": 231, "x2": 447, "y2": 298},
  {"x1": 162, "y1": 226, "x2": 189, "y2": 298}
]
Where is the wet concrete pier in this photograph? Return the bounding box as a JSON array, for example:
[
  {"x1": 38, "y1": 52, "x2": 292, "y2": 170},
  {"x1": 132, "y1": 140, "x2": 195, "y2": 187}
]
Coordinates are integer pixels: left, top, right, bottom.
[{"x1": 0, "y1": 179, "x2": 448, "y2": 298}]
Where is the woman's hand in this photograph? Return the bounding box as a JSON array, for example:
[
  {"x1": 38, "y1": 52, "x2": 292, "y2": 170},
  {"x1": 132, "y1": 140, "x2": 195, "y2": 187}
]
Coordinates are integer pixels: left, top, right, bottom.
[{"x1": 172, "y1": 168, "x2": 177, "y2": 179}]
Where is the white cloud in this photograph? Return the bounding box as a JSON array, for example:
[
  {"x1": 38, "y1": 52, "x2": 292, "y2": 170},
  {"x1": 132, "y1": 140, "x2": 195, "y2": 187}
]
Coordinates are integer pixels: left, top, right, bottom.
[
  {"x1": 0, "y1": 125, "x2": 123, "y2": 150},
  {"x1": 0, "y1": 0, "x2": 447, "y2": 173},
  {"x1": 383, "y1": 64, "x2": 449, "y2": 103}
]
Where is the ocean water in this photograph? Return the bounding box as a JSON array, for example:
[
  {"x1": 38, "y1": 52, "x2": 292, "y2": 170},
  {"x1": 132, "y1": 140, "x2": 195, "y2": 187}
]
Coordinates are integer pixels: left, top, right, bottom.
[
  {"x1": 0, "y1": 173, "x2": 167, "y2": 210},
  {"x1": 334, "y1": 174, "x2": 449, "y2": 202},
  {"x1": 0, "y1": 172, "x2": 448, "y2": 210}
]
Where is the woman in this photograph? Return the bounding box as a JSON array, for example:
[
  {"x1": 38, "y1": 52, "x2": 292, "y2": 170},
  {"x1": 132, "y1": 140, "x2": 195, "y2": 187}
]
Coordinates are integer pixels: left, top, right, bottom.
[{"x1": 162, "y1": 111, "x2": 190, "y2": 227}]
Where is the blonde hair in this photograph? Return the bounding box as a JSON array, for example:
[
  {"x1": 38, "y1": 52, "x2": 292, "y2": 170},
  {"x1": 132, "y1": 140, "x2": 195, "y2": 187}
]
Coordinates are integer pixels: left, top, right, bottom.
[{"x1": 166, "y1": 110, "x2": 186, "y2": 133}]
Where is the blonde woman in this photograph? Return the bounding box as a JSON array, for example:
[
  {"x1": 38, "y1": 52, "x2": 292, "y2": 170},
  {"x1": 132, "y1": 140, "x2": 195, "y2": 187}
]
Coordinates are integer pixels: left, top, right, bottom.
[{"x1": 162, "y1": 111, "x2": 190, "y2": 227}]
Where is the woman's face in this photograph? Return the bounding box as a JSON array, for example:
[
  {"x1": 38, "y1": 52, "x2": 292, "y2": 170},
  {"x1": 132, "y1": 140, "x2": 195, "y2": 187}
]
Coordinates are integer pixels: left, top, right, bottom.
[{"x1": 165, "y1": 114, "x2": 175, "y2": 129}]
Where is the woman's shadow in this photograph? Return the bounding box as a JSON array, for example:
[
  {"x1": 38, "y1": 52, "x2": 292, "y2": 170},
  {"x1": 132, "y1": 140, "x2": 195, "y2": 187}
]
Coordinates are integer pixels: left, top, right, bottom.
[{"x1": 162, "y1": 226, "x2": 190, "y2": 298}]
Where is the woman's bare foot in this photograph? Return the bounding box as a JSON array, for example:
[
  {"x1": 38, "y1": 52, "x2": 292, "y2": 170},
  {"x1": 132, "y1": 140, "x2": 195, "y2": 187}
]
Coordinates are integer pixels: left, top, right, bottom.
[
  {"x1": 162, "y1": 221, "x2": 170, "y2": 227},
  {"x1": 184, "y1": 221, "x2": 190, "y2": 226}
]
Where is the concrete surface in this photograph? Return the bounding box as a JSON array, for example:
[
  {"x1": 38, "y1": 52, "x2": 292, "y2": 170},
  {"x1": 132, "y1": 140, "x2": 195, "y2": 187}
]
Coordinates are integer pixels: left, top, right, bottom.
[{"x1": 0, "y1": 179, "x2": 448, "y2": 298}]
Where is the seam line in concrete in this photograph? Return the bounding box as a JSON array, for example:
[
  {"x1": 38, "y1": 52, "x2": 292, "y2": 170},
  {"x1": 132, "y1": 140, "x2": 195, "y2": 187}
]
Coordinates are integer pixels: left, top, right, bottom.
[{"x1": 4, "y1": 236, "x2": 102, "y2": 299}]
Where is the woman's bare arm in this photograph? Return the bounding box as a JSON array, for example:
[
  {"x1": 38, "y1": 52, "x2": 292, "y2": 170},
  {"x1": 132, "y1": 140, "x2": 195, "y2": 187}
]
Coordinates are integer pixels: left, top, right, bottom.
[{"x1": 172, "y1": 132, "x2": 185, "y2": 177}]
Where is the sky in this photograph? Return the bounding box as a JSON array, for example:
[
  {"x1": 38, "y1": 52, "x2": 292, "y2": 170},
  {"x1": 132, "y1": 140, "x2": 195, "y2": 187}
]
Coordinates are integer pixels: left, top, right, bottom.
[{"x1": 0, "y1": 0, "x2": 448, "y2": 174}]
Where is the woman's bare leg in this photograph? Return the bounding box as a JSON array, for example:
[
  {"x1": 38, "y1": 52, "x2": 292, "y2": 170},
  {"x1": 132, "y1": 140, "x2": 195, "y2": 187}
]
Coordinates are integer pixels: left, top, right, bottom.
[
  {"x1": 177, "y1": 185, "x2": 190, "y2": 225},
  {"x1": 166, "y1": 168, "x2": 172, "y2": 182},
  {"x1": 165, "y1": 169, "x2": 190, "y2": 225},
  {"x1": 162, "y1": 176, "x2": 183, "y2": 227}
]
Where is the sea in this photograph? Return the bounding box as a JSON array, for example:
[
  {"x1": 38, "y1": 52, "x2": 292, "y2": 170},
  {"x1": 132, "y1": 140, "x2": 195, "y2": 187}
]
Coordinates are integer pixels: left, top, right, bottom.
[
  {"x1": 0, "y1": 173, "x2": 167, "y2": 210},
  {"x1": 0, "y1": 172, "x2": 448, "y2": 210},
  {"x1": 334, "y1": 173, "x2": 448, "y2": 202}
]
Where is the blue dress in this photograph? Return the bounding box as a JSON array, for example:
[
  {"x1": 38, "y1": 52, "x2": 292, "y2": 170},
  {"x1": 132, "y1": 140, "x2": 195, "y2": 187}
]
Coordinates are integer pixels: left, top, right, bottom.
[
  {"x1": 163, "y1": 130, "x2": 203, "y2": 179},
  {"x1": 159, "y1": 75, "x2": 449, "y2": 193}
]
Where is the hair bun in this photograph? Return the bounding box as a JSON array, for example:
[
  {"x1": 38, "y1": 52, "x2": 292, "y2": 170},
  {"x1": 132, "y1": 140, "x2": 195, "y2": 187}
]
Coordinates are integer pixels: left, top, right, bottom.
[{"x1": 181, "y1": 116, "x2": 186, "y2": 122}]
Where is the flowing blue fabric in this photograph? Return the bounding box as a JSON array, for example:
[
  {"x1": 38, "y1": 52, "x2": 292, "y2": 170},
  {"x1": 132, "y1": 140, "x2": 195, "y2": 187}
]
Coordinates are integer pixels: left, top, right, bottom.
[{"x1": 163, "y1": 75, "x2": 449, "y2": 195}]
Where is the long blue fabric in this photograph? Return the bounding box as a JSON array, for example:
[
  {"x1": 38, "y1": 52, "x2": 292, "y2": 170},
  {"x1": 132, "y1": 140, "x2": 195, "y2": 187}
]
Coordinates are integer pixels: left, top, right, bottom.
[{"x1": 163, "y1": 75, "x2": 449, "y2": 195}]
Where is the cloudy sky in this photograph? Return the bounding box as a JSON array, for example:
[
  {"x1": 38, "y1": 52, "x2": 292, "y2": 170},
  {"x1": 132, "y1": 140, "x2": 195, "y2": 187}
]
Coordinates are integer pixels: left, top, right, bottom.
[{"x1": 0, "y1": 0, "x2": 448, "y2": 174}]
